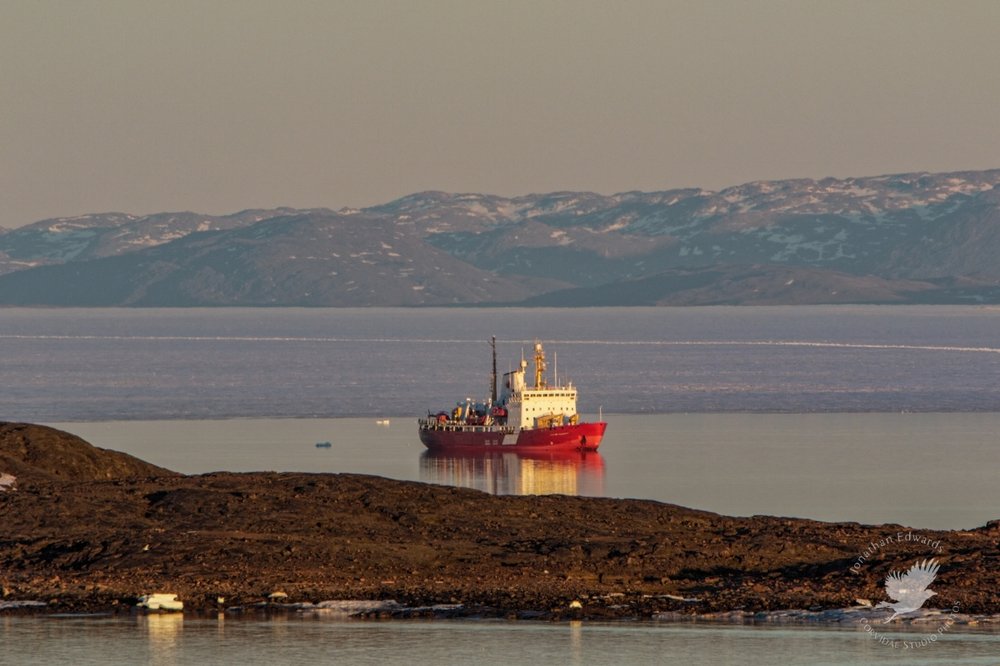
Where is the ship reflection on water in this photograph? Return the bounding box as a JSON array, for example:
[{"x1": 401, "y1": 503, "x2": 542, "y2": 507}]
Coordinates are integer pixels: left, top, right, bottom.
[{"x1": 419, "y1": 450, "x2": 606, "y2": 497}]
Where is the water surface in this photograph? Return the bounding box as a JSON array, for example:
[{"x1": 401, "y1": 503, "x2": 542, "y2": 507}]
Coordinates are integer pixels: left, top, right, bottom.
[
  {"x1": 3, "y1": 615, "x2": 999, "y2": 666},
  {"x1": 54, "y1": 412, "x2": 1000, "y2": 530},
  {"x1": 7, "y1": 306, "x2": 1000, "y2": 661},
  {"x1": 6, "y1": 305, "x2": 1000, "y2": 420}
]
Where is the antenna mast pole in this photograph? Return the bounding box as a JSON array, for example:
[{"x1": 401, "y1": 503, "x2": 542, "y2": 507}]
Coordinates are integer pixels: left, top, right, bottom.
[{"x1": 490, "y1": 336, "x2": 498, "y2": 403}]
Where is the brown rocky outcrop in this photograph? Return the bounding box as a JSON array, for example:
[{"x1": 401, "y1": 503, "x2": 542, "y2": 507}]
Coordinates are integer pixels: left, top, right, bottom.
[
  {"x1": 0, "y1": 422, "x2": 175, "y2": 484},
  {"x1": 1, "y1": 424, "x2": 998, "y2": 618}
]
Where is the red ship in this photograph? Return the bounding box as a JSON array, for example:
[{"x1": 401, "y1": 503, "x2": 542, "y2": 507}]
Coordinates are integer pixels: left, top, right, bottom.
[{"x1": 418, "y1": 338, "x2": 607, "y2": 452}]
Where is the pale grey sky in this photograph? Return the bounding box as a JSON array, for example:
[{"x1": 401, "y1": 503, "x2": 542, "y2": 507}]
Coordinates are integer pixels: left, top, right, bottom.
[{"x1": 3, "y1": 0, "x2": 1000, "y2": 227}]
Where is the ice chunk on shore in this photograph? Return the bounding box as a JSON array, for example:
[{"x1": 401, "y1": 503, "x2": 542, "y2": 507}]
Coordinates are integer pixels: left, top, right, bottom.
[
  {"x1": 251, "y1": 600, "x2": 465, "y2": 617},
  {"x1": 314, "y1": 600, "x2": 404, "y2": 614},
  {"x1": 0, "y1": 600, "x2": 46, "y2": 609},
  {"x1": 136, "y1": 593, "x2": 183, "y2": 611}
]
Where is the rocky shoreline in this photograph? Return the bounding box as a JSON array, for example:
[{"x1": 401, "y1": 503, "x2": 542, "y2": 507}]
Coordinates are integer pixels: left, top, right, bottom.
[{"x1": 2, "y1": 422, "x2": 999, "y2": 620}]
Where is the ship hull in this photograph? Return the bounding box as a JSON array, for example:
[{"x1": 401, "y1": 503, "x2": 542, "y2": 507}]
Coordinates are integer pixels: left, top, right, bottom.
[{"x1": 419, "y1": 421, "x2": 606, "y2": 453}]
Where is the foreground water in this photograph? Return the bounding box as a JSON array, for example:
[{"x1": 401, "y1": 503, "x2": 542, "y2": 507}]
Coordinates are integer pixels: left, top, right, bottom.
[{"x1": 3, "y1": 615, "x2": 1000, "y2": 666}]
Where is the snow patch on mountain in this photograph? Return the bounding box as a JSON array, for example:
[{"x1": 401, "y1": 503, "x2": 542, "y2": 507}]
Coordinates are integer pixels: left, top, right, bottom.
[
  {"x1": 4, "y1": 169, "x2": 1000, "y2": 303},
  {"x1": 550, "y1": 230, "x2": 573, "y2": 245},
  {"x1": 37, "y1": 229, "x2": 97, "y2": 260}
]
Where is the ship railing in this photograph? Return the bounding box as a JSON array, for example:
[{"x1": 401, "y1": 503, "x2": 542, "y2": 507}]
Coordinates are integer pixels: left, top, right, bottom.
[{"x1": 417, "y1": 418, "x2": 515, "y2": 435}]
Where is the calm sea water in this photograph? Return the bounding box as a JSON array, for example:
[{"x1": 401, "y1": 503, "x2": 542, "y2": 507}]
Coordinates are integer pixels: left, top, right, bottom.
[
  {"x1": 4, "y1": 306, "x2": 1000, "y2": 663},
  {"x1": 3, "y1": 615, "x2": 1000, "y2": 666},
  {"x1": 4, "y1": 305, "x2": 1000, "y2": 420},
  {"x1": 51, "y1": 412, "x2": 1000, "y2": 530}
]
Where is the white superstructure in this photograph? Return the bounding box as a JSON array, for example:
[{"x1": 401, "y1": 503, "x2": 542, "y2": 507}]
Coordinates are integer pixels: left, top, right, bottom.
[{"x1": 500, "y1": 343, "x2": 579, "y2": 430}]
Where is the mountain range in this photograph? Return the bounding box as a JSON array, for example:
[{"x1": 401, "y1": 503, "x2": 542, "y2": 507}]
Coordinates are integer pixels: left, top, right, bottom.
[{"x1": 3, "y1": 169, "x2": 1000, "y2": 306}]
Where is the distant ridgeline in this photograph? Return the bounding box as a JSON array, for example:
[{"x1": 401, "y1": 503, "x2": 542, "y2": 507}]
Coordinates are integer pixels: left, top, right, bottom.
[{"x1": 2, "y1": 169, "x2": 1000, "y2": 306}]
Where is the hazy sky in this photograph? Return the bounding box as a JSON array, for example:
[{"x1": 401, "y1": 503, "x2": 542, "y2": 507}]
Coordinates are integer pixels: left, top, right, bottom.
[{"x1": 3, "y1": 0, "x2": 1000, "y2": 227}]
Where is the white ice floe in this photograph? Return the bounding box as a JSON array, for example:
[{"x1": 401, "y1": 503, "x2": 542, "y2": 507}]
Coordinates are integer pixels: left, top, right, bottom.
[
  {"x1": 314, "y1": 600, "x2": 404, "y2": 613},
  {"x1": 0, "y1": 600, "x2": 46, "y2": 609},
  {"x1": 242, "y1": 600, "x2": 404, "y2": 615},
  {"x1": 238, "y1": 599, "x2": 465, "y2": 617}
]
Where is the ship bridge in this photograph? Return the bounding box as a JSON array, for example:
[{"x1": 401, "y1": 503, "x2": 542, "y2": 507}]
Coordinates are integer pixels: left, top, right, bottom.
[{"x1": 500, "y1": 342, "x2": 580, "y2": 430}]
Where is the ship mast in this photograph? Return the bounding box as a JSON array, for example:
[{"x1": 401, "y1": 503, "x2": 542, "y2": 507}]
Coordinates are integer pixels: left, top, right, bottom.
[
  {"x1": 489, "y1": 336, "x2": 498, "y2": 403},
  {"x1": 533, "y1": 341, "x2": 546, "y2": 388}
]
